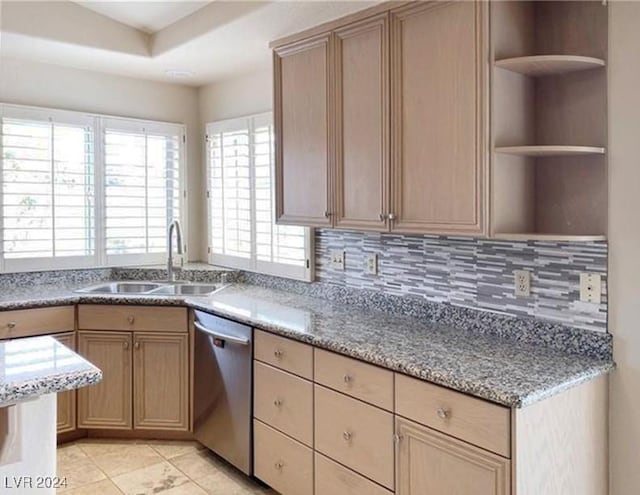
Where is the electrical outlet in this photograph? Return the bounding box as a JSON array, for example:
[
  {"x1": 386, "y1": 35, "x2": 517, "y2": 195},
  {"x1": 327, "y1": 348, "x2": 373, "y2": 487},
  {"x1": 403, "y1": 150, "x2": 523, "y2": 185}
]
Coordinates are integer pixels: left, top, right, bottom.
[
  {"x1": 331, "y1": 250, "x2": 345, "y2": 271},
  {"x1": 365, "y1": 254, "x2": 378, "y2": 275},
  {"x1": 580, "y1": 273, "x2": 602, "y2": 304},
  {"x1": 514, "y1": 270, "x2": 531, "y2": 297}
]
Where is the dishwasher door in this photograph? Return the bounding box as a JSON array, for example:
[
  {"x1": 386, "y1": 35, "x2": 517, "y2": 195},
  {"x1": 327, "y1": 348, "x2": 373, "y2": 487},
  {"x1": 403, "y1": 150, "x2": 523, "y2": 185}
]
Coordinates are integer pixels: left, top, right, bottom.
[{"x1": 193, "y1": 310, "x2": 253, "y2": 475}]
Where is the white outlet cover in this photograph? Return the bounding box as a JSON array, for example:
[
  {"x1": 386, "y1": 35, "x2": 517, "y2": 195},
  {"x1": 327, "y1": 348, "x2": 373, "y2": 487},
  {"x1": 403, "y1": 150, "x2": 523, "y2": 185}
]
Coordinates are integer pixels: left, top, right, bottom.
[
  {"x1": 331, "y1": 250, "x2": 345, "y2": 271},
  {"x1": 514, "y1": 270, "x2": 531, "y2": 297},
  {"x1": 580, "y1": 273, "x2": 602, "y2": 304},
  {"x1": 365, "y1": 254, "x2": 378, "y2": 275}
]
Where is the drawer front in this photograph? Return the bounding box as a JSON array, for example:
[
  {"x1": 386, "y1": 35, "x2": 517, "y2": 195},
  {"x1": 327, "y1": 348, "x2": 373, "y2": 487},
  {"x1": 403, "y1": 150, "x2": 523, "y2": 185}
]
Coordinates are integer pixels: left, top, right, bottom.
[
  {"x1": 254, "y1": 419, "x2": 313, "y2": 495},
  {"x1": 78, "y1": 305, "x2": 187, "y2": 332},
  {"x1": 0, "y1": 306, "x2": 75, "y2": 340},
  {"x1": 314, "y1": 348, "x2": 394, "y2": 411},
  {"x1": 254, "y1": 361, "x2": 313, "y2": 446},
  {"x1": 254, "y1": 329, "x2": 313, "y2": 379},
  {"x1": 315, "y1": 452, "x2": 393, "y2": 495},
  {"x1": 314, "y1": 385, "x2": 394, "y2": 489},
  {"x1": 395, "y1": 373, "x2": 511, "y2": 457}
]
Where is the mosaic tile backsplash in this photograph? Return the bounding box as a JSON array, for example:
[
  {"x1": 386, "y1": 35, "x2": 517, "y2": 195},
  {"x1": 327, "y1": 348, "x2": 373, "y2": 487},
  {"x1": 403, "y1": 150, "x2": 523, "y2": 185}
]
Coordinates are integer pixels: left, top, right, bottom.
[{"x1": 314, "y1": 229, "x2": 608, "y2": 333}]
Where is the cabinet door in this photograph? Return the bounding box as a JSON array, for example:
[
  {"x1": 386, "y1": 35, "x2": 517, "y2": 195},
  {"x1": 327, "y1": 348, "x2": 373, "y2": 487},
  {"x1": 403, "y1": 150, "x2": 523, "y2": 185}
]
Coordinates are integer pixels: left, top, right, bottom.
[
  {"x1": 390, "y1": 1, "x2": 487, "y2": 234},
  {"x1": 133, "y1": 332, "x2": 189, "y2": 431},
  {"x1": 396, "y1": 417, "x2": 510, "y2": 495},
  {"x1": 334, "y1": 14, "x2": 389, "y2": 230},
  {"x1": 274, "y1": 33, "x2": 333, "y2": 226},
  {"x1": 54, "y1": 332, "x2": 76, "y2": 434},
  {"x1": 77, "y1": 331, "x2": 132, "y2": 429}
]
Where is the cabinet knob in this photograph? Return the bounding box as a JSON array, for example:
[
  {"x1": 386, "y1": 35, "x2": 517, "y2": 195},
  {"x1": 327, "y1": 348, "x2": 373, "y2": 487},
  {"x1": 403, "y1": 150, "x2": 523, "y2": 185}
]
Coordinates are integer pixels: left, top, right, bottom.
[
  {"x1": 273, "y1": 398, "x2": 283, "y2": 408},
  {"x1": 123, "y1": 341, "x2": 129, "y2": 350},
  {"x1": 127, "y1": 316, "x2": 135, "y2": 324},
  {"x1": 436, "y1": 407, "x2": 451, "y2": 420},
  {"x1": 387, "y1": 213, "x2": 396, "y2": 221},
  {"x1": 379, "y1": 213, "x2": 386, "y2": 221},
  {"x1": 6, "y1": 321, "x2": 16, "y2": 329},
  {"x1": 342, "y1": 430, "x2": 353, "y2": 441},
  {"x1": 393, "y1": 433, "x2": 402, "y2": 444},
  {"x1": 324, "y1": 211, "x2": 333, "y2": 218},
  {"x1": 134, "y1": 342, "x2": 140, "y2": 350},
  {"x1": 343, "y1": 374, "x2": 353, "y2": 384},
  {"x1": 274, "y1": 461, "x2": 284, "y2": 470},
  {"x1": 273, "y1": 349, "x2": 283, "y2": 359}
]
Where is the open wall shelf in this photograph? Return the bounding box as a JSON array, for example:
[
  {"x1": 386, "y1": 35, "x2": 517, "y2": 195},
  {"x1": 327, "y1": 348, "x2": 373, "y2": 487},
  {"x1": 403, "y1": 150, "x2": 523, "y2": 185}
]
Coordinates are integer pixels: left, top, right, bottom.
[
  {"x1": 495, "y1": 55, "x2": 605, "y2": 77},
  {"x1": 495, "y1": 145, "x2": 605, "y2": 157},
  {"x1": 490, "y1": 1, "x2": 608, "y2": 241}
]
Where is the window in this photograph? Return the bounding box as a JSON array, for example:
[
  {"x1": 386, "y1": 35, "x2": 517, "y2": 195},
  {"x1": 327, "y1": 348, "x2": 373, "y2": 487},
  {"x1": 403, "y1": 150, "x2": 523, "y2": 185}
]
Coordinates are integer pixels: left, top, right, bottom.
[
  {"x1": 206, "y1": 113, "x2": 311, "y2": 281},
  {"x1": 0, "y1": 104, "x2": 185, "y2": 271}
]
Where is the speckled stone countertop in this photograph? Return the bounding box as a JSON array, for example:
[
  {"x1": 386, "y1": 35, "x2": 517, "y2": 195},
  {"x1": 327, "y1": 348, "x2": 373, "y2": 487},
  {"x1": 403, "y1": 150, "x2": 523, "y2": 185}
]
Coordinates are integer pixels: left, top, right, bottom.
[
  {"x1": 0, "y1": 335, "x2": 102, "y2": 407},
  {"x1": 187, "y1": 285, "x2": 614, "y2": 408}
]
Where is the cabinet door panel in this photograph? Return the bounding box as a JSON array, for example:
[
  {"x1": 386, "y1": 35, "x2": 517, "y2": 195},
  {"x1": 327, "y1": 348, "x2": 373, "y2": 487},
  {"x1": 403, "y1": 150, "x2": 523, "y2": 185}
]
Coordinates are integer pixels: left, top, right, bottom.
[
  {"x1": 390, "y1": 1, "x2": 486, "y2": 234},
  {"x1": 334, "y1": 14, "x2": 389, "y2": 230},
  {"x1": 275, "y1": 34, "x2": 333, "y2": 226},
  {"x1": 54, "y1": 332, "x2": 76, "y2": 434},
  {"x1": 77, "y1": 331, "x2": 132, "y2": 429},
  {"x1": 396, "y1": 417, "x2": 510, "y2": 495},
  {"x1": 133, "y1": 332, "x2": 189, "y2": 431}
]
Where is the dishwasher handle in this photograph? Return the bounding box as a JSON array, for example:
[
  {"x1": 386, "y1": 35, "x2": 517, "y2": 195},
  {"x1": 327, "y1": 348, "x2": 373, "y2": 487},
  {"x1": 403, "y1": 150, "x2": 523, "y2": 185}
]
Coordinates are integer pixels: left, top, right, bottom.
[{"x1": 194, "y1": 320, "x2": 251, "y2": 346}]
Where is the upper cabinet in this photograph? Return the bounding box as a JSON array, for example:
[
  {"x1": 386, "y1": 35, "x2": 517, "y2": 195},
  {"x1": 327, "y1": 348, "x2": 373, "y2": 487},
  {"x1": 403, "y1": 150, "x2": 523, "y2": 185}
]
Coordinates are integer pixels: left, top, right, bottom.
[
  {"x1": 272, "y1": 1, "x2": 488, "y2": 236},
  {"x1": 390, "y1": 1, "x2": 486, "y2": 234},
  {"x1": 274, "y1": 34, "x2": 333, "y2": 226}
]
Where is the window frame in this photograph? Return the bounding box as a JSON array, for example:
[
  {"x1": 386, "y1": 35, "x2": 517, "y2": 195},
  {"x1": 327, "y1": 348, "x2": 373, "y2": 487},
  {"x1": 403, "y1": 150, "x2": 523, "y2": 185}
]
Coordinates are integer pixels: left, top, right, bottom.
[
  {"x1": 0, "y1": 103, "x2": 187, "y2": 272},
  {"x1": 206, "y1": 112, "x2": 313, "y2": 282}
]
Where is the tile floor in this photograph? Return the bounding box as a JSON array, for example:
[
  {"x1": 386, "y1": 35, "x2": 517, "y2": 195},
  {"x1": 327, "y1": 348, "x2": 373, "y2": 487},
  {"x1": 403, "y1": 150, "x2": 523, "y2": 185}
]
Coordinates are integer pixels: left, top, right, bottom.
[{"x1": 56, "y1": 439, "x2": 275, "y2": 495}]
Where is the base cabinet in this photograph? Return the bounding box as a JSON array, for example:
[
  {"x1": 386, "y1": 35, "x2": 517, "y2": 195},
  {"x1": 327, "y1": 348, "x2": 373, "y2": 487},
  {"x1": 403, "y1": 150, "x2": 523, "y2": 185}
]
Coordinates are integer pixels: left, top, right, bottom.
[
  {"x1": 54, "y1": 332, "x2": 77, "y2": 434},
  {"x1": 396, "y1": 417, "x2": 510, "y2": 495},
  {"x1": 77, "y1": 330, "x2": 189, "y2": 431}
]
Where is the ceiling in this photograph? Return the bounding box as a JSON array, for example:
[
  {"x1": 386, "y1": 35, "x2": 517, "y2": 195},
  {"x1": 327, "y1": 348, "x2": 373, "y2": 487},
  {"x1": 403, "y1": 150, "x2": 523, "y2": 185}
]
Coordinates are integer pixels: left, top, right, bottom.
[
  {"x1": 0, "y1": 1, "x2": 378, "y2": 87},
  {"x1": 74, "y1": 1, "x2": 213, "y2": 33}
]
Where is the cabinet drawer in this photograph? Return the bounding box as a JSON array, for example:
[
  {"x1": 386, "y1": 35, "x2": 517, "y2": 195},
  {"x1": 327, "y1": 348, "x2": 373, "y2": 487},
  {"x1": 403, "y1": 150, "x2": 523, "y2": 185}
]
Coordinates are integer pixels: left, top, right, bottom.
[
  {"x1": 395, "y1": 373, "x2": 511, "y2": 457},
  {"x1": 315, "y1": 452, "x2": 393, "y2": 495},
  {"x1": 254, "y1": 419, "x2": 313, "y2": 495},
  {"x1": 0, "y1": 306, "x2": 74, "y2": 340},
  {"x1": 254, "y1": 361, "x2": 313, "y2": 446},
  {"x1": 78, "y1": 305, "x2": 187, "y2": 332},
  {"x1": 314, "y1": 385, "x2": 394, "y2": 490},
  {"x1": 314, "y1": 348, "x2": 393, "y2": 411},
  {"x1": 254, "y1": 329, "x2": 313, "y2": 379}
]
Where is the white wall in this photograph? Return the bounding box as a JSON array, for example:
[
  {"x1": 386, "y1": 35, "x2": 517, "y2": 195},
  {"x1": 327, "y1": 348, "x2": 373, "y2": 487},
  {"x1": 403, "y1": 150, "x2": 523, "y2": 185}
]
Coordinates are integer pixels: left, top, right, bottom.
[
  {"x1": 0, "y1": 57, "x2": 205, "y2": 261},
  {"x1": 609, "y1": 2, "x2": 640, "y2": 494}
]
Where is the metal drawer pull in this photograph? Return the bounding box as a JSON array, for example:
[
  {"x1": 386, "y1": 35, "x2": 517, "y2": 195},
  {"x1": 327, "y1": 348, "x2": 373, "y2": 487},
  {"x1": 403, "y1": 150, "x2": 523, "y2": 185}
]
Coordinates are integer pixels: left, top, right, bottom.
[
  {"x1": 387, "y1": 213, "x2": 396, "y2": 221},
  {"x1": 273, "y1": 399, "x2": 283, "y2": 408},
  {"x1": 194, "y1": 321, "x2": 250, "y2": 346},
  {"x1": 343, "y1": 374, "x2": 353, "y2": 384},
  {"x1": 7, "y1": 321, "x2": 16, "y2": 329},
  {"x1": 343, "y1": 431, "x2": 352, "y2": 441},
  {"x1": 274, "y1": 461, "x2": 284, "y2": 470},
  {"x1": 273, "y1": 348, "x2": 283, "y2": 359},
  {"x1": 127, "y1": 316, "x2": 135, "y2": 324},
  {"x1": 437, "y1": 407, "x2": 451, "y2": 420}
]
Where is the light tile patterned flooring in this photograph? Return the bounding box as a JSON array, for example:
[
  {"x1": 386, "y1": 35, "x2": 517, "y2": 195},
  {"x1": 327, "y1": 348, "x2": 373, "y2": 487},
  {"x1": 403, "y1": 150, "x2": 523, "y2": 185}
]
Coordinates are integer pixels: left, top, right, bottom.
[{"x1": 56, "y1": 439, "x2": 275, "y2": 495}]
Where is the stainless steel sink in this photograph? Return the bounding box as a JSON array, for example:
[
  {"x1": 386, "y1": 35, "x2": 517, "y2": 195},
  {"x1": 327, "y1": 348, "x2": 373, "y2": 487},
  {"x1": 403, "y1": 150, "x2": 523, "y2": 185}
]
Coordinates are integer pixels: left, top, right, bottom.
[
  {"x1": 76, "y1": 281, "x2": 220, "y2": 296},
  {"x1": 77, "y1": 282, "x2": 163, "y2": 294},
  {"x1": 148, "y1": 284, "x2": 219, "y2": 296}
]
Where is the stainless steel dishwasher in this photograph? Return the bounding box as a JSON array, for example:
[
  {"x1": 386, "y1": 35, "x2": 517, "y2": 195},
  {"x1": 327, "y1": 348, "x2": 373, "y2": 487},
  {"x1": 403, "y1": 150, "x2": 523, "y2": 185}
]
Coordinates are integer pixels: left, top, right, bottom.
[{"x1": 193, "y1": 310, "x2": 253, "y2": 475}]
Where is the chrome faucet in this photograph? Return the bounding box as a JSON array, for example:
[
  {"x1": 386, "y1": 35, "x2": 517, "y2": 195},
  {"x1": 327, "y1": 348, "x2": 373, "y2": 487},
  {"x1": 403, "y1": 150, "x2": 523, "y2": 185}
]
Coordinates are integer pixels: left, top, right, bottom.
[{"x1": 167, "y1": 219, "x2": 183, "y2": 281}]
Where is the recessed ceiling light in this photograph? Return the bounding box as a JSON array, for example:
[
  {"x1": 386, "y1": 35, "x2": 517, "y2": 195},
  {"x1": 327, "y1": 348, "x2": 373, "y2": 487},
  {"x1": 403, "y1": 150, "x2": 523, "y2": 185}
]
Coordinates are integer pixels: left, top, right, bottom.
[{"x1": 165, "y1": 70, "x2": 194, "y2": 79}]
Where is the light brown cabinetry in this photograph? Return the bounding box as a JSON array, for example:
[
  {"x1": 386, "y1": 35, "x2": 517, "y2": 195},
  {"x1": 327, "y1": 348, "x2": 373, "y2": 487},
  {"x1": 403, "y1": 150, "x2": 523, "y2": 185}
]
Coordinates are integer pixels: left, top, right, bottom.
[
  {"x1": 77, "y1": 331, "x2": 133, "y2": 429},
  {"x1": 274, "y1": 34, "x2": 333, "y2": 226},
  {"x1": 396, "y1": 417, "x2": 511, "y2": 495},
  {"x1": 315, "y1": 452, "x2": 393, "y2": 495},
  {"x1": 77, "y1": 305, "x2": 189, "y2": 432},
  {"x1": 272, "y1": 1, "x2": 487, "y2": 235},
  {"x1": 133, "y1": 332, "x2": 189, "y2": 430},
  {"x1": 389, "y1": 1, "x2": 486, "y2": 234},
  {"x1": 54, "y1": 332, "x2": 77, "y2": 434},
  {"x1": 0, "y1": 305, "x2": 74, "y2": 339}
]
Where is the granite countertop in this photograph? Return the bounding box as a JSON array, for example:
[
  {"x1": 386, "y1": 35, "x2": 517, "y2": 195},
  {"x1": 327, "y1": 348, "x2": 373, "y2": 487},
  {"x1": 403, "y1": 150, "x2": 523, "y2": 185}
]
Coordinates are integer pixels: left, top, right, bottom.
[
  {"x1": 0, "y1": 335, "x2": 102, "y2": 407},
  {"x1": 187, "y1": 284, "x2": 614, "y2": 408},
  {"x1": 0, "y1": 276, "x2": 614, "y2": 408}
]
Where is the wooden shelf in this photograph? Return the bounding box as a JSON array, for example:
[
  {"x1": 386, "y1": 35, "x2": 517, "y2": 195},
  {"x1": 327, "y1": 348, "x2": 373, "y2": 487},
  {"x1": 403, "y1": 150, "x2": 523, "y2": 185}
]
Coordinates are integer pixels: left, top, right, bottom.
[
  {"x1": 494, "y1": 145, "x2": 605, "y2": 157},
  {"x1": 495, "y1": 55, "x2": 605, "y2": 76},
  {"x1": 493, "y1": 232, "x2": 606, "y2": 242}
]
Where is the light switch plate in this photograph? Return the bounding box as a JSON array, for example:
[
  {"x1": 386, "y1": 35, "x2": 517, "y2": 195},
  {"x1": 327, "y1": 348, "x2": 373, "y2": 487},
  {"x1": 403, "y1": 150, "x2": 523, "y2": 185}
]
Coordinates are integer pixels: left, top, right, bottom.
[
  {"x1": 580, "y1": 273, "x2": 602, "y2": 304},
  {"x1": 331, "y1": 250, "x2": 345, "y2": 271},
  {"x1": 514, "y1": 270, "x2": 531, "y2": 297},
  {"x1": 365, "y1": 254, "x2": 378, "y2": 275}
]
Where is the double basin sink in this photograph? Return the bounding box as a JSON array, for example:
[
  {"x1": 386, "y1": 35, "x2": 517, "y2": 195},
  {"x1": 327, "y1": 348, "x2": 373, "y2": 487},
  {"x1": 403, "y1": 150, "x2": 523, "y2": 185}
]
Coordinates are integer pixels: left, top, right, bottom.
[{"x1": 76, "y1": 281, "x2": 222, "y2": 296}]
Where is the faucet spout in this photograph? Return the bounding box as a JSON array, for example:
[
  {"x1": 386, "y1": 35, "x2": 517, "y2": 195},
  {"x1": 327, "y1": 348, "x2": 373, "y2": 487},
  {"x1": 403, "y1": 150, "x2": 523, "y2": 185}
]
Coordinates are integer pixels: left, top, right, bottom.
[{"x1": 167, "y1": 219, "x2": 183, "y2": 281}]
